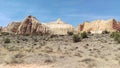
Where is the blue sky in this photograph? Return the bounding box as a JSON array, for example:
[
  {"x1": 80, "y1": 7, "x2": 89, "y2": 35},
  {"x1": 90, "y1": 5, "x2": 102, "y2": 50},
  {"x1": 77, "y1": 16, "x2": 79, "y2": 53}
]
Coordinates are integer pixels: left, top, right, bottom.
[{"x1": 0, "y1": 0, "x2": 120, "y2": 27}]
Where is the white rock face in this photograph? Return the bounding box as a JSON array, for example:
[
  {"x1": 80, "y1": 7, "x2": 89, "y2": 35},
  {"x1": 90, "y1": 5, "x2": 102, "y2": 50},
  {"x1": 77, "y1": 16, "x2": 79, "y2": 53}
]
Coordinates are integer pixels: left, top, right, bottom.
[
  {"x1": 45, "y1": 19, "x2": 75, "y2": 35},
  {"x1": 77, "y1": 19, "x2": 120, "y2": 34}
]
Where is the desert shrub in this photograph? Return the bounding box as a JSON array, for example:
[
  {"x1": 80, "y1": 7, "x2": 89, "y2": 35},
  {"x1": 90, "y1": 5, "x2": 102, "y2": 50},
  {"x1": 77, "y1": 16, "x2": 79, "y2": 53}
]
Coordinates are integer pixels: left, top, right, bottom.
[
  {"x1": 110, "y1": 32, "x2": 115, "y2": 38},
  {"x1": 114, "y1": 34, "x2": 120, "y2": 41},
  {"x1": 22, "y1": 38, "x2": 28, "y2": 41},
  {"x1": 44, "y1": 55, "x2": 56, "y2": 64},
  {"x1": 34, "y1": 39, "x2": 38, "y2": 42},
  {"x1": 4, "y1": 53, "x2": 23, "y2": 64},
  {"x1": 110, "y1": 32, "x2": 120, "y2": 38},
  {"x1": 102, "y1": 30, "x2": 109, "y2": 34},
  {"x1": 116, "y1": 37, "x2": 120, "y2": 43},
  {"x1": 44, "y1": 59, "x2": 53, "y2": 64},
  {"x1": 17, "y1": 41, "x2": 20, "y2": 43},
  {"x1": 67, "y1": 31, "x2": 74, "y2": 36},
  {"x1": 73, "y1": 34, "x2": 81, "y2": 43},
  {"x1": 87, "y1": 31, "x2": 91, "y2": 34},
  {"x1": 1, "y1": 32, "x2": 9, "y2": 36},
  {"x1": 4, "y1": 38, "x2": 11, "y2": 43},
  {"x1": 50, "y1": 35, "x2": 58, "y2": 38},
  {"x1": 81, "y1": 32, "x2": 88, "y2": 39},
  {"x1": 43, "y1": 46, "x2": 53, "y2": 53},
  {"x1": 23, "y1": 34, "x2": 30, "y2": 36},
  {"x1": 110, "y1": 32, "x2": 120, "y2": 43}
]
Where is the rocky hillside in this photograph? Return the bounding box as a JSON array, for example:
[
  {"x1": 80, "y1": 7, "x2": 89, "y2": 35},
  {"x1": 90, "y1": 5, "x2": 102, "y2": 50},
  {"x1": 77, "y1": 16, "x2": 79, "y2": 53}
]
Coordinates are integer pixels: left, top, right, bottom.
[
  {"x1": 0, "y1": 33, "x2": 120, "y2": 68},
  {"x1": 77, "y1": 19, "x2": 120, "y2": 33}
]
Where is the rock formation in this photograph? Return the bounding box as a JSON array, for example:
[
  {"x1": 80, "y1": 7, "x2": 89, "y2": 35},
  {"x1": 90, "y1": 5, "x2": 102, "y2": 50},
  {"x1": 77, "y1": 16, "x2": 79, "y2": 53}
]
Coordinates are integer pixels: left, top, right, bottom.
[
  {"x1": 2, "y1": 22, "x2": 21, "y2": 33},
  {"x1": 77, "y1": 19, "x2": 120, "y2": 33},
  {"x1": 2, "y1": 16, "x2": 75, "y2": 35},
  {"x1": 17, "y1": 15, "x2": 50, "y2": 35},
  {"x1": 45, "y1": 18, "x2": 75, "y2": 35},
  {"x1": 3, "y1": 15, "x2": 120, "y2": 35},
  {"x1": 2, "y1": 16, "x2": 50, "y2": 35}
]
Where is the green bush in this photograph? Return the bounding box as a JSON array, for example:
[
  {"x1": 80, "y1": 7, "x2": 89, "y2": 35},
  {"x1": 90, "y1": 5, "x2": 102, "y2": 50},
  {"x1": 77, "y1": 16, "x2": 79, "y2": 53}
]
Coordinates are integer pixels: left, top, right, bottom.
[
  {"x1": 4, "y1": 38, "x2": 11, "y2": 43},
  {"x1": 73, "y1": 34, "x2": 81, "y2": 43},
  {"x1": 110, "y1": 32, "x2": 120, "y2": 43},
  {"x1": 1, "y1": 32, "x2": 9, "y2": 36},
  {"x1": 81, "y1": 32, "x2": 88, "y2": 39},
  {"x1": 116, "y1": 37, "x2": 120, "y2": 43},
  {"x1": 110, "y1": 32, "x2": 120, "y2": 38},
  {"x1": 114, "y1": 34, "x2": 120, "y2": 41},
  {"x1": 110, "y1": 32, "x2": 115, "y2": 38},
  {"x1": 67, "y1": 31, "x2": 74, "y2": 36}
]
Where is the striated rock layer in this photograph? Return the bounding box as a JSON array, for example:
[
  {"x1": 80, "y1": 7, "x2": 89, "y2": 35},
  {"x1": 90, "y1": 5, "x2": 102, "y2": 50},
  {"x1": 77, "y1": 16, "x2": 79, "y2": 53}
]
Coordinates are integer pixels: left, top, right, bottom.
[
  {"x1": 2, "y1": 16, "x2": 50, "y2": 35},
  {"x1": 17, "y1": 16, "x2": 50, "y2": 35},
  {"x1": 45, "y1": 18, "x2": 75, "y2": 35},
  {"x1": 3, "y1": 16, "x2": 120, "y2": 35},
  {"x1": 77, "y1": 19, "x2": 120, "y2": 33},
  {"x1": 2, "y1": 16, "x2": 75, "y2": 35}
]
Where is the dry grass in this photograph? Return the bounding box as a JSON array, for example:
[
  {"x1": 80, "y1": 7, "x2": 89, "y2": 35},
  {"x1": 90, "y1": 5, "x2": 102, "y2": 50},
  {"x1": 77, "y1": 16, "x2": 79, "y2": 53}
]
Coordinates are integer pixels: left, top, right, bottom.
[{"x1": 0, "y1": 34, "x2": 119, "y2": 68}]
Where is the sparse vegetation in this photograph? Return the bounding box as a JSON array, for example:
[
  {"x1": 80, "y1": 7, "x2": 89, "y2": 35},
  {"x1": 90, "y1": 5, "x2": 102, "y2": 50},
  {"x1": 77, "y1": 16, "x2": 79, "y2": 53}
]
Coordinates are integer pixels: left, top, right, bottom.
[
  {"x1": 102, "y1": 30, "x2": 109, "y2": 34},
  {"x1": 17, "y1": 40, "x2": 20, "y2": 43},
  {"x1": 1, "y1": 32, "x2": 9, "y2": 36},
  {"x1": 50, "y1": 35, "x2": 58, "y2": 38},
  {"x1": 0, "y1": 31, "x2": 119, "y2": 67},
  {"x1": 4, "y1": 38, "x2": 11, "y2": 43},
  {"x1": 72, "y1": 32, "x2": 88, "y2": 43},
  {"x1": 67, "y1": 31, "x2": 74, "y2": 36},
  {"x1": 73, "y1": 34, "x2": 81, "y2": 43},
  {"x1": 43, "y1": 46, "x2": 53, "y2": 53},
  {"x1": 110, "y1": 32, "x2": 119, "y2": 38},
  {"x1": 22, "y1": 38, "x2": 28, "y2": 41},
  {"x1": 4, "y1": 53, "x2": 23, "y2": 64},
  {"x1": 110, "y1": 32, "x2": 120, "y2": 43},
  {"x1": 116, "y1": 37, "x2": 120, "y2": 43},
  {"x1": 88, "y1": 31, "x2": 91, "y2": 34},
  {"x1": 81, "y1": 32, "x2": 88, "y2": 39},
  {"x1": 23, "y1": 34, "x2": 30, "y2": 36}
]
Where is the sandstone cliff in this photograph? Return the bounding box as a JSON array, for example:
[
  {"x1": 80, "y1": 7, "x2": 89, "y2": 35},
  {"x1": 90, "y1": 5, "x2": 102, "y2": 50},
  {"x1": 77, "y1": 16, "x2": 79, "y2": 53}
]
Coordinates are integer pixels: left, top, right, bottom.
[
  {"x1": 2, "y1": 16, "x2": 50, "y2": 35},
  {"x1": 45, "y1": 18, "x2": 75, "y2": 35},
  {"x1": 2, "y1": 16, "x2": 75, "y2": 35},
  {"x1": 17, "y1": 16, "x2": 50, "y2": 35},
  {"x1": 77, "y1": 19, "x2": 120, "y2": 33},
  {"x1": 2, "y1": 22, "x2": 21, "y2": 33}
]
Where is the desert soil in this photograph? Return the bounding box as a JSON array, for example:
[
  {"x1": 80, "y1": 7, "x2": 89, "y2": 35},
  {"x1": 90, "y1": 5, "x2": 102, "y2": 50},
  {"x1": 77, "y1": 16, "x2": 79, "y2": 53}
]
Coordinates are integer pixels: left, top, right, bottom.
[{"x1": 0, "y1": 34, "x2": 120, "y2": 68}]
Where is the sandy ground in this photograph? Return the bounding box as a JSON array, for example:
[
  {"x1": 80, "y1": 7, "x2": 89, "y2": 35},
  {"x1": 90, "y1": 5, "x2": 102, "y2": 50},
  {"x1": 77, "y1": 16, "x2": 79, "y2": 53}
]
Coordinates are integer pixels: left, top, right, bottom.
[
  {"x1": 0, "y1": 34, "x2": 120, "y2": 68},
  {"x1": 0, "y1": 64, "x2": 52, "y2": 68}
]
